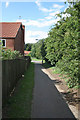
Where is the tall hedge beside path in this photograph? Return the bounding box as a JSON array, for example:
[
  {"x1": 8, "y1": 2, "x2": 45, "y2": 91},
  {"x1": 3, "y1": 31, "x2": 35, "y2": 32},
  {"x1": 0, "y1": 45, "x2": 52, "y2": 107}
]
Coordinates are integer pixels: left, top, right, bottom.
[
  {"x1": 44, "y1": 2, "x2": 80, "y2": 88},
  {"x1": 2, "y1": 57, "x2": 31, "y2": 106}
]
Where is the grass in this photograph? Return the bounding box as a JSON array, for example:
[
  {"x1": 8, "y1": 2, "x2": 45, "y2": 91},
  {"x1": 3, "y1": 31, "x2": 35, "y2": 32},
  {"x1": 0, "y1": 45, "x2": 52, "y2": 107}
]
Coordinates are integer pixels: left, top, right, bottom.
[
  {"x1": 50, "y1": 66, "x2": 62, "y2": 74},
  {"x1": 3, "y1": 62, "x2": 34, "y2": 118},
  {"x1": 31, "y1": 57, "x2": 42, "y2": 61},
  {"x1": 43, "y1": 61, "x2": 68, "y2": 80},
  {"x1": 31, "y1": 57, "x2": 45, "y2": 63}
]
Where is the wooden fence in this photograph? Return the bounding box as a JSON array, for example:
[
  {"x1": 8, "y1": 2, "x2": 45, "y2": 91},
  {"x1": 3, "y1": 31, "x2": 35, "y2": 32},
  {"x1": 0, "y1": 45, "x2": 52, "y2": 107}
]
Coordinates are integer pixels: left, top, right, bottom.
[{"x1": 2, "y1": 57, "x2": 31, "y2": 106}]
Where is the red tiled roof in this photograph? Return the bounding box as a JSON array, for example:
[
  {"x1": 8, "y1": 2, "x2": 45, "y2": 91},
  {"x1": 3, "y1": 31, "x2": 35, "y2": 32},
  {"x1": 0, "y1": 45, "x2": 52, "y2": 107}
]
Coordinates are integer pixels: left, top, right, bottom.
[
  {"x1": 0, "y1": 22, "x2": 22, "y2": 38},
  {"x1": 24, "y1": 51, "x2": 31, "y2": 54}
]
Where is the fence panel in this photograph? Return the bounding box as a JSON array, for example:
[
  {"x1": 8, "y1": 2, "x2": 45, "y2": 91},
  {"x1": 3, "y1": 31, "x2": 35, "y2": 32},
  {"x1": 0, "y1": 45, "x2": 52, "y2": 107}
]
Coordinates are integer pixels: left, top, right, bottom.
[{"x1": 2, "y1": 57, "x2": 31, "y2": 106}]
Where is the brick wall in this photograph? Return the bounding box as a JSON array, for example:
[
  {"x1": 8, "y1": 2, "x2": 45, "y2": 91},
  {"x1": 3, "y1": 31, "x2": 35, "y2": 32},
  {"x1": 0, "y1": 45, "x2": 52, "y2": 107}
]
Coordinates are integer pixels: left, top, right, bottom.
[
  {"x1": 6, "y1": 38, "x2": 14, "y2": 51},
  {"x1": 2, "y1": 24, "x2": 25, "y2": 55},
  {"x1": 14, "y1": 26, "x2": 24, "y2": 55}
]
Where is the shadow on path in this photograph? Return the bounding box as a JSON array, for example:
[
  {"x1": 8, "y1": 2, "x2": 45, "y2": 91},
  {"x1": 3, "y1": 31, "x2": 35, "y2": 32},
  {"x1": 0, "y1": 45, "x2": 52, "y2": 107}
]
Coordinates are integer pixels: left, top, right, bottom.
[{"x1": 31, "y1": 62, "x2": 76, "y2": 119}]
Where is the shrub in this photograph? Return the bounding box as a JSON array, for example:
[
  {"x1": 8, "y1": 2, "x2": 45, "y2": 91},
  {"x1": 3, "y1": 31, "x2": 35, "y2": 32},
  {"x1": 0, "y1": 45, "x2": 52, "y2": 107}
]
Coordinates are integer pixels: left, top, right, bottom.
[
  {"x1": 2, "y1": 49, "x2": 23, "y2": 60},
  {"x1": 44, "y1": 2, "x2": 80, "y2": 88}
]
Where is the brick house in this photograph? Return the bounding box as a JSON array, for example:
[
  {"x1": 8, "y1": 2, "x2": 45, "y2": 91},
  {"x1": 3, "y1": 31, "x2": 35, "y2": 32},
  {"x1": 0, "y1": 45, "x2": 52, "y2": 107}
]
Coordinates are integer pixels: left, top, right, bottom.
[
  {"x1": 24, "y1": 51, "x2": 31, "y2": 56},
  {"x1": 0, "y1": 22, "x2": 25, "y2": 55}
]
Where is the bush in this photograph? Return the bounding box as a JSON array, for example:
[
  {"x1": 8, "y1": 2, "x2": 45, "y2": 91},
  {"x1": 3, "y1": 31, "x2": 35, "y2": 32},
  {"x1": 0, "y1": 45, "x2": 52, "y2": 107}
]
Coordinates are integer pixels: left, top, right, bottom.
[
  {"x1": 2, "y1": 49, "x2": 23, "y2": 60},
  {"x1": 44, "y1": 2, "x2": 80, "y2": 88}
]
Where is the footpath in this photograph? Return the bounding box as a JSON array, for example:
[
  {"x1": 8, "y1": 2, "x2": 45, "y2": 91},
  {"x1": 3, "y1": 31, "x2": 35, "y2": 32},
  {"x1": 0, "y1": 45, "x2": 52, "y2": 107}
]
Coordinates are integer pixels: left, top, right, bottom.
[{"x1": 31, "y1": 61, "x2": 76, "y2": 119}]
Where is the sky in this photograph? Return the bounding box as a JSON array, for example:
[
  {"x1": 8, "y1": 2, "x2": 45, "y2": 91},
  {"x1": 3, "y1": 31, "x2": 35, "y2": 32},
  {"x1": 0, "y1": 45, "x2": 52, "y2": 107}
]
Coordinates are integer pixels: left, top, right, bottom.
[{"x1": 1, "y1": 1, "x2": 69, "y2": 44}]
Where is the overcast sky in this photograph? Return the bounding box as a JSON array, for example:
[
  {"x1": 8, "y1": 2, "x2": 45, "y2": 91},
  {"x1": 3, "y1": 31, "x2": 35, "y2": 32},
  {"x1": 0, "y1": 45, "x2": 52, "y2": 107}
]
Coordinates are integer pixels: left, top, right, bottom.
[{"x1": 1, "y1": 1, "x2": 69, "y2": 43}]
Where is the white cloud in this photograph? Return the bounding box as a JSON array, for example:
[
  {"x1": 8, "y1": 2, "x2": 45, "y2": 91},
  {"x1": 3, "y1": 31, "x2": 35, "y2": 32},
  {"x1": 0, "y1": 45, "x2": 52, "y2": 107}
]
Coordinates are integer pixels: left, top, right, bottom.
[
  {"x1": 45, "y1": 16, "x2": 53, "y2": 20},
  {"x1": 26, "y1": 30, "x2": 48, "y2": 38},
  {"x1": 39, "y1": 7, "x2": 53, "y2": 12},
  {"x1": 6, "y1": 2, "x2": 9, "y2": 8},
  {"x1": 35, "y1": 0, "x2": 41, "y2": 7},
  {"x1": 26, "y1": 20, "x2": 40, "y2": 27},
  {"x1": 44, "y1": 11, "x2": 60, "y2": 20},
  {"x1": 26, "y1": 19, "x2": 58, "y2": 27},
  {"x1": 25, "y1": 30, "x2": 48, "y2": 43},
  {"x1": 25, "y1": 37, "x2": 37, "y2": 44},
  {"x1": 49, "y1": 11, "x2": 60, "y2": 16},
  {"x1": 35, "y1": 0, "x2": 54, "y2": 12},
  {"x1": 16, "y1": 15, "x2": 60, "y2": 28},
  {"x1": 53, "y1": 4, "x2": 64, "y2": 9},
  {"x1": 16, "y1": 8, "x2": 61, "y2": 27},
  {"x1": 39, "y1": 18, "x2": 45, "y2": 21},
  {"x1": 35, "y1": 1, "x2": 64, "y2": 13}
]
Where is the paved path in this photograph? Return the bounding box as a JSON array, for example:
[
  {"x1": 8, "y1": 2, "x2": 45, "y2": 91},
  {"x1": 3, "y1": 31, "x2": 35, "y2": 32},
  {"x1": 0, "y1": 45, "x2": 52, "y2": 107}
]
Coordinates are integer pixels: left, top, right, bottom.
[{"x1": 31, "y1": 62, "x2": 76, "y2": 119}]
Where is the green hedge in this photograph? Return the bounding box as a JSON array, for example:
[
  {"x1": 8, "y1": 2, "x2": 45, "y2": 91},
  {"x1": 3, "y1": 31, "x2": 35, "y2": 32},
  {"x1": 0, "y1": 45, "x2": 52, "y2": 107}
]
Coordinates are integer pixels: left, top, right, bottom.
[
  {"x1": 2, "y1": 49, "x2": 23, "y2": 60},
  {"x1": 44, "y1": 2, "x2": 80, "y2": 88}
]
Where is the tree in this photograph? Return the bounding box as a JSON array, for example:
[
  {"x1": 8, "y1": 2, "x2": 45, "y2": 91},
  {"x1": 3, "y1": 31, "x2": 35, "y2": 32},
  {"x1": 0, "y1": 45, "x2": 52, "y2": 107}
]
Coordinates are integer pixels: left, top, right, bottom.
[
  {"x1": 24, "y1": 43, "x2": 33, "y2": 51},
  {"x1": 44, "y1": 1, "x2": 80, "y2": 87},
  {"x1": 30, "y1": 44, "x2": 36, "y2": 57},
  {"x1": 30, "y1": 39, "x2": 46, "y2": 60}
]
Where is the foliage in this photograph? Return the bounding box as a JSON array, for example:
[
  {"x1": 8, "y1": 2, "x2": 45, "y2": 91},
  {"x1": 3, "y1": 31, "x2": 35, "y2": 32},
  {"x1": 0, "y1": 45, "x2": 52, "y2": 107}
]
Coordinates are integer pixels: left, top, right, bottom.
[
  {"x1": 2, "y1": 49, "x2": 23, "y2": 60},
  {"x1": 44, "y1": 2, "x2": 80, "y2": 88},
  {"x1": 31, "y1": 39, "x2": 46, "y2": 59},
  {"x1": 41, "y1": 39, "x2": 47, "y2": 60},
  {"x1": 30, "y1": 44, "x2": 36, "y2": 57},
  {"x1": 35, "y1": 40, "x2": 42, "y2": 59},
  {"x1": 24, "y1": 43, "x2": 33, "y2": 51}
]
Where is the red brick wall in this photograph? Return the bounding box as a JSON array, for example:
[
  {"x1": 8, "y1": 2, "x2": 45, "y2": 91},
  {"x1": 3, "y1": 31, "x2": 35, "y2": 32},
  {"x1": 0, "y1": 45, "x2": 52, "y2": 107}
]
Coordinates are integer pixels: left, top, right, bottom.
[
  {"x1": 2, "y1": 24, "x2": 25, "y2": 55},
  {"x1": 14, "y1": 26, "x2": 24, "y2": 55},
  {"x1": 6, "y1": 39, "x2": 14, "y2": 51}
]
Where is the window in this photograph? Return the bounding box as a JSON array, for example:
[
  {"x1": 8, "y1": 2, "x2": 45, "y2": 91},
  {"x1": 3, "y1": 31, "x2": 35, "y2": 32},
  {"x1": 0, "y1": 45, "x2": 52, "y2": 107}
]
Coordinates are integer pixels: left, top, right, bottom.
[{"x1": 0, "y1": 39, "x2": 6, "y2": 47}]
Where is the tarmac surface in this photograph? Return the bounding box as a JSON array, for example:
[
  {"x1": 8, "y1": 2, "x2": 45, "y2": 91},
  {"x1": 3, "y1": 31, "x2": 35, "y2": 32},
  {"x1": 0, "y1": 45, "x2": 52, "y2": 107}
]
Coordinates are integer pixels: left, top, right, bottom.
[{"x1": 31, "y1": 61, "x2": 76, "y2": 119}]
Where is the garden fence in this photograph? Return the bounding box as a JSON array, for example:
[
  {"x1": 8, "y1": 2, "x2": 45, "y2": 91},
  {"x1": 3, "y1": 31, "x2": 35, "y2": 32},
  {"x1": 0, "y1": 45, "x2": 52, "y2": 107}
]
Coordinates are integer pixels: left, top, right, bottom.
[{"x1": 2, "y1": 57, "x2": 31, "y2": 106}]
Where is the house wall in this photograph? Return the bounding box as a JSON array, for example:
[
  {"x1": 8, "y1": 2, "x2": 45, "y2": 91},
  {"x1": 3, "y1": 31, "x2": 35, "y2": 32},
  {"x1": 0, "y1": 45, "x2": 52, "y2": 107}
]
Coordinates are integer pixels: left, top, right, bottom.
[
  {"x1": 6, "y1": 38, "x2": 14, "y2": 51},
  {"x1": 14, "y1": 26, "x2": 24, "y2": 55}
]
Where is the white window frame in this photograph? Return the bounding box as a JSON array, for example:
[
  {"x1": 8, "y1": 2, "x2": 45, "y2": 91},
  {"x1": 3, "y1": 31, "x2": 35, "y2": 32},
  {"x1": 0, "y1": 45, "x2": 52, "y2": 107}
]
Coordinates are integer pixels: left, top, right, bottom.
[{"x1": 0, "y1": 39, "x2": 6, "y2": 48}]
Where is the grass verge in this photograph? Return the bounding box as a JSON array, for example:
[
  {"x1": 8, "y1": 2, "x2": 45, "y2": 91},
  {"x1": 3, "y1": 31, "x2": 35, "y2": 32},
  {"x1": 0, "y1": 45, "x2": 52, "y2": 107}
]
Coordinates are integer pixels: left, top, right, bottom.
[
  {"x1": 31, "y1": 57, "x2": 42, "y2": 61},
  {"x1": 31, "y1": 57, "x2": 45, "y2": 62},
  {"x1": 3, "y1": 62, "x2": 34, "y2": 118},
  {"x1": 43, "y1": 61, "x2": 68, "y2": 80}
]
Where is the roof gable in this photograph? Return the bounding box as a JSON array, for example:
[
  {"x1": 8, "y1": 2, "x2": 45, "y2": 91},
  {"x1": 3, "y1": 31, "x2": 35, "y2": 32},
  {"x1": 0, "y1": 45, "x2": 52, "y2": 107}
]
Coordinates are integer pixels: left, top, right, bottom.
[{"x1": 0, "y1": 22, "x2": 22, "y2": 38}]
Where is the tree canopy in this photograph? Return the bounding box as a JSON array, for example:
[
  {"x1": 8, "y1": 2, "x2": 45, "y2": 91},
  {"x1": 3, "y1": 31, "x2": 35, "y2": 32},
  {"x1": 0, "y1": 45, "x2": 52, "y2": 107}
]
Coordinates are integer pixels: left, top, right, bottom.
[{"x1": 44, "y1": 2, "x2": 80, "y2": 88}]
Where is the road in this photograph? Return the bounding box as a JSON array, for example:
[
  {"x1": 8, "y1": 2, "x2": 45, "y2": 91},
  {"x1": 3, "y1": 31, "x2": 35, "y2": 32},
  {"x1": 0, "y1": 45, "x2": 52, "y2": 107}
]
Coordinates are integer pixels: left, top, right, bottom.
[{"x1": 31, "y1": 61, "x2": 76, "y2": 119}]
